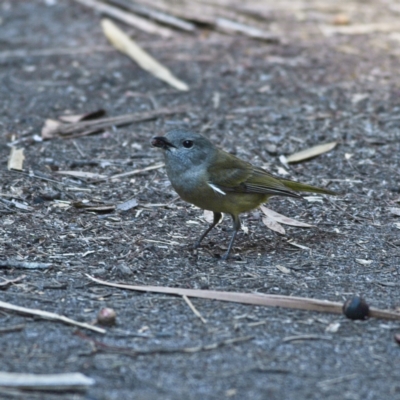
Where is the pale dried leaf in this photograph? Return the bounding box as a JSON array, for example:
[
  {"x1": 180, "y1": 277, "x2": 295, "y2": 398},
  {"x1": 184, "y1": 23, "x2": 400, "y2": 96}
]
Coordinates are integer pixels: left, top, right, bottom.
[
  {"x1": 56, "y1": 171, "x2": 108, "y2": 179},
  {"x1": 394, "y1": 223, "x2": 400, "y2": 230},
  {"x1": 287, "y1": 142, "x2": 337, "y2": 163},
  {"x1": 117, "y1": 198, "x2": 138, "y2": 211},
  {"x1": 102, "y1": 19, "x2": 189, "y2": 91},
  {"x1": 41, "y1": 119, "x2": 63, "y2": 139},
  {"x1": 275, "y1": 265, "x2": 290, "y2": 274},
  {"x1": 389, "y1": 207, "x2": 400, "y2": 216},
  {"x1": 355, "y1": 259, "x2": 373, "y2": 265},
  {"x1": 260, "y1": 205, "x2": 315, "y2": 228},
  {"x1": 7, "y1": 148, "x2": 25, "y2": 171},
  {"x1": 262, "y1": 216, "x2": 285, "y2": 234}
]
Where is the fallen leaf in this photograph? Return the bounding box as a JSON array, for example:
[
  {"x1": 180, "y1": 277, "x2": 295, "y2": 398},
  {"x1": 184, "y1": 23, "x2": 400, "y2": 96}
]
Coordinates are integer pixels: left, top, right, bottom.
[
  {"x1": 395, "y1": 223, "x2": 400, "y2": 230},
  {"x1": 7, "y1": 148, "x2": 25, "y2": 171},
  {"x1": 275, "y1": 265, "x2": 290, "y2": 274},
  {"x1": 262, "y1": 216, "x2": 285, "y2": 234},
  {"x1": 286, "y1": 142, "x2": 337, "y2": 163},
  {"x1": 260, "y1": 205, "x2": 314, "y2": 228},
  {"x1": 101, "y1": 19, "x2": 189, "y2": 91},
  {"x1": 59, "y1": 109, "x2": 106, "y2": 123},
  {"x1": 355, "y1": 259, "x2": 373, "y2": 265}
]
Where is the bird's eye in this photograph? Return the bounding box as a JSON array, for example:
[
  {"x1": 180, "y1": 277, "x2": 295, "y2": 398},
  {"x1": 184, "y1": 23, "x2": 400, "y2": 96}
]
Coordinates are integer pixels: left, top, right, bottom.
[{"x1": 182, "y1": 140, "x2": 194, "y2": 148}]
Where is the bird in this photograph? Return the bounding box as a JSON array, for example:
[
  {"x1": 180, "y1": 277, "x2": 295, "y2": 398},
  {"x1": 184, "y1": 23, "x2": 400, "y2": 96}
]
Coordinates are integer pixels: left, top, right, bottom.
[{"x1": 151, "y1": 129, "x2": 337, "y2": 260}]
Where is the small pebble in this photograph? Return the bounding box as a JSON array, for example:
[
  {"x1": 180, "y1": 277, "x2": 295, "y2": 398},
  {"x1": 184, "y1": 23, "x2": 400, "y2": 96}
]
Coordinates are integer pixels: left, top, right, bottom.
[{"x1": 97, "y1": 307, "x2": 117, "y2": 326}]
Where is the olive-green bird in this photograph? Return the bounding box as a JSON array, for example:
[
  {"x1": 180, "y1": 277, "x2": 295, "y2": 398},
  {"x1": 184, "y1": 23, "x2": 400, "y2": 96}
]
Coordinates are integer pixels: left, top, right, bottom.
[{"x1": 152, "y1": 129, "x2": 337, "y2": 260}]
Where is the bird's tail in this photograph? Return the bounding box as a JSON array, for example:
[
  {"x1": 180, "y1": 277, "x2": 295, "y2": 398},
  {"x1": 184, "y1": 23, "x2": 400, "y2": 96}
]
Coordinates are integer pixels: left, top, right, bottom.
[{"x1": 281, "y1": 179, "x2": 338, "y2": 195}]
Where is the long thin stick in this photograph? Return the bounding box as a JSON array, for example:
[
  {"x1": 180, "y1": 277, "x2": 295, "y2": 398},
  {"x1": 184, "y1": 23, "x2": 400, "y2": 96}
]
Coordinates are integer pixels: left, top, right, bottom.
[
  {"x1": 86, "y1": 275, "x2": 400, "y2": 321},
  {"x1": 0, "y1": 300, "x2": 105, "y2": 334}
]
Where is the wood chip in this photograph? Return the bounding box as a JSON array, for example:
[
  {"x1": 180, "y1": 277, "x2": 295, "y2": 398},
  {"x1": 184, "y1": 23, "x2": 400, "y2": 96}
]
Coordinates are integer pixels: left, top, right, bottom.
[
  {"x1": 286, "y1": 142, "x2": 337, "y2": 163},
  {"x1": 102, "y1": 18, "x2": 189, "y2": 91},
  {"x1": 7, "y1": 147, "x2": 25, "y2": 171}
]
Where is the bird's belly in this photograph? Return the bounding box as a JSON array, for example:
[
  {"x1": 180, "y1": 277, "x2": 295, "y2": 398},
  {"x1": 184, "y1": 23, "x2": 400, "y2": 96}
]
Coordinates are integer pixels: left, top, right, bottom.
[{"x1": 176, "y1": 184, "x2": 269, "y2": 215}]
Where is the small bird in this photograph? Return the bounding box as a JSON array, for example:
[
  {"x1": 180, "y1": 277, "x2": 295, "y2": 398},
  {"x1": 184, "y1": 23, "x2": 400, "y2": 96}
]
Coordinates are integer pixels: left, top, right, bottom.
[{"x1": 152, "y1": 129, "x2": 337, "y2": 260}]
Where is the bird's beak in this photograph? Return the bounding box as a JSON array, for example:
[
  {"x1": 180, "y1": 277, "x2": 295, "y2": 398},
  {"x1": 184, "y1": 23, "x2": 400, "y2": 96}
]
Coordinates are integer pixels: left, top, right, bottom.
[{"x1": 151, "y1": 136, "x2": 176, "y2": 150}]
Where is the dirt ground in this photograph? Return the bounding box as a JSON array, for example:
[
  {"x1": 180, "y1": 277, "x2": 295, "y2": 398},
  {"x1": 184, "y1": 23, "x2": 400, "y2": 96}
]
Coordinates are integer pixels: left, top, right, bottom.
[{"x1": 1, "y1": 0, "x2": 400, "y2": 399}]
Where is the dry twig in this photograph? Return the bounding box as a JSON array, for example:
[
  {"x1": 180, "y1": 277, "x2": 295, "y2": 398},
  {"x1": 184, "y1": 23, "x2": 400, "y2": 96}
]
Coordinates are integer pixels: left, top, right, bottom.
[
  {"x1": 86, "y1": 275, "x2": 400, "y2": 321},
  {"x1": 0, "y1": 300, "x2": 105, "y2": 334}
]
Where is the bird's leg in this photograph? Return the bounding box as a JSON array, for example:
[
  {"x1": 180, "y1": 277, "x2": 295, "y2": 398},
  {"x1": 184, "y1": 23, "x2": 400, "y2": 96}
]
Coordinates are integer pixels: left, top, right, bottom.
[
  {"x1": 194, "y1": 211, "x2": 222, "y2": 249},
  {"x1": 221, "y1": 214, "x2": 241, "y2": 261}
]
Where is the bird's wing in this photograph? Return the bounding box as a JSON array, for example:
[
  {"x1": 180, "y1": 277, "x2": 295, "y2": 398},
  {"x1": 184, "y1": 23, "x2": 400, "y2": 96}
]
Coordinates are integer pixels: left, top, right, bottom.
[{"x1": 207, "y1": 152, "x2": 301, "y2": 198}]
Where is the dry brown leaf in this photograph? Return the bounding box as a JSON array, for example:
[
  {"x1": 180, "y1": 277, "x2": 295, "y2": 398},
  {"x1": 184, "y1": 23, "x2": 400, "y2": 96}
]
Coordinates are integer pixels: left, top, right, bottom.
[
  {"x1": 262, "y1": 216, "x2": 285, "y2": 234},
  {"x1": 286, "y1": 142, "x2": 337, "y2": 163},
  {"x1": 260, "y1": 205, "x2": 314, "y2": 228},
  {"x1": 101, "y1": 19, "x2": 189, "y2": 91},
  {"x1": 7, "y1": 147, "x2": 25, "y2": 171}
]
